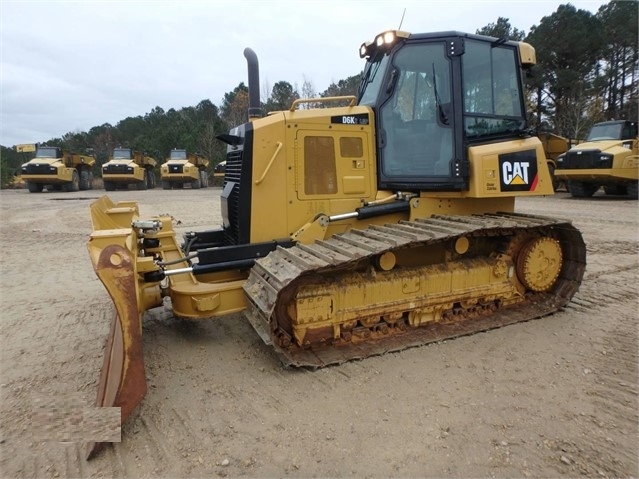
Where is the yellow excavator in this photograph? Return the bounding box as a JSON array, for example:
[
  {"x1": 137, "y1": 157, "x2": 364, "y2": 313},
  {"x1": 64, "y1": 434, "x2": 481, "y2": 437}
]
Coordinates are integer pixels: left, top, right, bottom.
[{"x1": 87, "y1": 30, "x2": 586, "y2": 457}]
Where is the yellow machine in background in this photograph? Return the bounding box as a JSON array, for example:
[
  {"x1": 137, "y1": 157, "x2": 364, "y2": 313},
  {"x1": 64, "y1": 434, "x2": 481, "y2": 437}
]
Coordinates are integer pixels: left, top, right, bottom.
[
  {"x1": 86, "y1": 30, "x2": 586, "y2": 458},
  {"x1": 21, "y1": 145, "x2": 95, "y2": 193},
  {"x1": 7, "y1": 172, "x2": 26, "y2": 189},
  {"x1": 102, "y1": 148, "x2": 157, "y2": 191},
  {"x1": 160, "y1": 149, "x2": 210, "y2": 189},
  {"x1": 537, "y1": 131, "x2": 580, "y2": 191},
  {"x1": 554, "y1": 120, "x2": 638, "y2": 198}
]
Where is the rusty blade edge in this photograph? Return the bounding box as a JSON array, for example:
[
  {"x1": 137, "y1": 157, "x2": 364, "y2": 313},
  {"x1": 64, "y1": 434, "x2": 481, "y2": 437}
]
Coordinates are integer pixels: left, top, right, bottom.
[{"x1": 85, "y1": 245, "x2": 148, "y2": 460}]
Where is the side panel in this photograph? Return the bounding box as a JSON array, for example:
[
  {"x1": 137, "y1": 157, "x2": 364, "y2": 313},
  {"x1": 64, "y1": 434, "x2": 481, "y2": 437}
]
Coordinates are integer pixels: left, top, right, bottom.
[
  {"x1": 466, "y1": 137, "x2": 554, "y2": 197},
  {"x1": 247, "y1": 108, "x2": 379, "y2": 242},
  {"x1": 295, "y1": 130, "x2": 372, "y2": 200},
  {"x1": 244, "y1": 116, "x2": 289, "y2": 243}
]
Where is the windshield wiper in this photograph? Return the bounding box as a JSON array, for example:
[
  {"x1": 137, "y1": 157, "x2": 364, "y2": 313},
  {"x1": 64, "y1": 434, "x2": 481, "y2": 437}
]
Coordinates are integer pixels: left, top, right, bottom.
[
  {"x1": 432, "y1": 63, "x2": 449, "y2": 126},
  {"x1": 357, "y1": 60, "x2": 383, "y2": 101}
]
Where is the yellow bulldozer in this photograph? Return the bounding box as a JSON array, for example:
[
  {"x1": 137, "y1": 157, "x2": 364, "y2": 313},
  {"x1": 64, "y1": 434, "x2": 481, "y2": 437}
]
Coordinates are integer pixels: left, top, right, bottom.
[
  {"x1": 21, "y1": 145, "x2": 95, "y2": 193},
  {"x1": 160, "y1": 149, "x2": 210, "y2": 189},
  {"x1": 101, "y1": 148, "x2": 157, "y2": 191},
  {"x1": 86, "y1": 30, "x2": 586, "y2": 457}
]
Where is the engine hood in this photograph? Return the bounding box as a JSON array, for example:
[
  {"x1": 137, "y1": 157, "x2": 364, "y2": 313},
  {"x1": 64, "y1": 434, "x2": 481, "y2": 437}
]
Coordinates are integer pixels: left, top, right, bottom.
[{"x1": 570, "y1": 140, "x2": 630, "y2": 154}]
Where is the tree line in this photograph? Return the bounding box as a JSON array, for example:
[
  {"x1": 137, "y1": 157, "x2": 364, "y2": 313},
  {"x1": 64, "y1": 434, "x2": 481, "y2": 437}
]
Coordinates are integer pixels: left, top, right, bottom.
[
  {"x1": 478, "y1": 1, "x2": 637, "y2": 139},
  {"x1": 2, "y1": 0, "x2": 636, "y2": 188}
]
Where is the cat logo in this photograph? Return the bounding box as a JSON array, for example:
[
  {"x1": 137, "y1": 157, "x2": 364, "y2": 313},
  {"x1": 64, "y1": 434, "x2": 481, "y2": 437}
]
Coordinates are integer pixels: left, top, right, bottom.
[
  {"x1": 499, "y1": 150, "x2": 538, "y2": 192},
  {"x1": 502, "y1": 161, "x2": 530, "y2": 185}
]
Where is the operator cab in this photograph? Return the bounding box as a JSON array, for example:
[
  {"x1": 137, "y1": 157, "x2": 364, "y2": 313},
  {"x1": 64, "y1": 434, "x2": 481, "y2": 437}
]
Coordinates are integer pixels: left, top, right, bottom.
[
  {"x1": 35, "y1": 146, "x2": 63, "y2": 158},
  {"x1": 170, "y1": 149, "x2": 188, "y2": 160},
  {"x1": 112, "y1": 148, "x2": 133, "y2": 159},
  {"x1": 586, "y1": 120, "x2": 638, "y2": 141},
  {"x1": 358, "y1": 30, "x2": 531, "y2": 191}
]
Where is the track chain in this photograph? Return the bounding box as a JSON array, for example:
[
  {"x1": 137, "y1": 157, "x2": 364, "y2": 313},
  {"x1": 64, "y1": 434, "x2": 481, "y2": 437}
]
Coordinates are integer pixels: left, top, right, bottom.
[{"x1": 243, "y1": 213, "x2": 586, "y2": 367}]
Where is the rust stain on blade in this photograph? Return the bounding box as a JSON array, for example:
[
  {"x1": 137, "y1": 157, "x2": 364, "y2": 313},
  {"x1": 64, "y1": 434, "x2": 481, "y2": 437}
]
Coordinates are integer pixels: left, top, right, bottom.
[{"x1": 85, "y1": 245, "x2": 147, "y2": 460}]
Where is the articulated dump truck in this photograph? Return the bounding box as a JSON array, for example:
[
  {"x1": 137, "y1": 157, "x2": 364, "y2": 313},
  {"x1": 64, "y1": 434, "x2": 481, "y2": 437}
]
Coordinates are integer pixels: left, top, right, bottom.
[
  {"x1": 537, "y1": 131, "x2": 578, "y2": 191},
  {"x1": 554, "y1": 120, "x2": 638, "y2": 198},
  {"x1": 86, "y1": 30, "x2": 587, "y2": 458},
  {"x1": 102, "y1": 148, "x2": 157, "y2": 191},
  {"x1": 21, "y1": 145, "x2": 95, "y2": 192},
  {"x1": 160, "y1": 149, "x2": 210, "y2": 189}
]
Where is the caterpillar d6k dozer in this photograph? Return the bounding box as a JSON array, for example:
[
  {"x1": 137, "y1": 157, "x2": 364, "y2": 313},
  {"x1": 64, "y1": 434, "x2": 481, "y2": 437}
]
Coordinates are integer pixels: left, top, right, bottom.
[{"x1": 86, "y1": 30, "x2": 586, "y2": 457}]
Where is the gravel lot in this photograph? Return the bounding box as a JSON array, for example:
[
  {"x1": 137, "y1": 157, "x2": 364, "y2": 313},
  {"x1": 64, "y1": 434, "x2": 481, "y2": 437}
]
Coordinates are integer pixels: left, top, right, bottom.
[{"x1": 0, "y1": 187, "x2": 637, "y2": 478}]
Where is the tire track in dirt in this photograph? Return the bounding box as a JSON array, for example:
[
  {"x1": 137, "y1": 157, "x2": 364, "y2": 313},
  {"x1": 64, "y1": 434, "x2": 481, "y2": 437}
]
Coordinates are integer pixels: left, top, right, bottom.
[
  {"x1": 3, "y1": 190, "x2": 637, "y2": 478},
  {"x1": 566, "y1": 266, "x2": 637, "y2": 314},
  {"x1": 0, "y1": 301, "x2": 118, "y2": 479},
  {"x1": 586, "y1": 312, "x2": 638, "y2": 474},
  {"x1": 535, "y1": 241, "x2": 638, "y2": 477}
]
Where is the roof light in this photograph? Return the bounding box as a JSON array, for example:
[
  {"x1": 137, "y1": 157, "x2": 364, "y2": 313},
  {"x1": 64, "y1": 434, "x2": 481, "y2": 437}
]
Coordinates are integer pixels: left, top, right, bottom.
[
  {"x1": 383, "y1": 31, "x2": 395, "y2": 43},
  {"x1": 359, "y1": 30, "x2": 410, "y2": 59},
  {"x1": 359, "y1": 43, "x2": 369, "y2": 58}
]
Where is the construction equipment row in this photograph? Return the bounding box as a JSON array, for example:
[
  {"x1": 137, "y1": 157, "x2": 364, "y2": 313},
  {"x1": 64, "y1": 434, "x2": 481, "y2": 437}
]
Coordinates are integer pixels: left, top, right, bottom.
[{"x1": 20, "y1": 147, "x2": 222, "y2": 193}]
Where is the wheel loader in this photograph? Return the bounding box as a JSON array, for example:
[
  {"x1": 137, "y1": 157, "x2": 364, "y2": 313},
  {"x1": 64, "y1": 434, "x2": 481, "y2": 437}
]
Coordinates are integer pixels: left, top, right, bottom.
[
  {"x1": 86, "y1": 30, "x2": 586, "y2": 458},
  {"x1": 101, "y1": 148, "x2": 157, "y2": 191},
  {"x1": 21, "y1": 145, "x2": 95, "y2": 192},
  {"x1": 160, "y1": 149, "x2": 210, "y2": 189},
  {"x1": 554, "y1": 120, "x2": 638, "y2": 198}
]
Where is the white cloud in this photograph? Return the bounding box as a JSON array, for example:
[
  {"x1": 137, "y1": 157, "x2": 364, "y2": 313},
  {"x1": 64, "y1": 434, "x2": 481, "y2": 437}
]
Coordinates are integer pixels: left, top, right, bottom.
[{"x1": 0, "y1": 0, "x2": 602, "y2": 146}]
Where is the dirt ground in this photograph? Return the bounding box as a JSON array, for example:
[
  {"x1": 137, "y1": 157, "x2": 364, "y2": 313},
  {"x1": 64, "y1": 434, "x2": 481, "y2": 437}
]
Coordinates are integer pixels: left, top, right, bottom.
[{"x1": 0, "y1": 186, "x2": 637, "y2": 478}]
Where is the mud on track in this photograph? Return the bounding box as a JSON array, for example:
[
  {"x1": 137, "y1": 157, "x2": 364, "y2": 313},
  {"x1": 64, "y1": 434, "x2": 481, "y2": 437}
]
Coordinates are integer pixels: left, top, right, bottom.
[{"x1": 0, "y1": 188, "x2": 637, "y2": 478}]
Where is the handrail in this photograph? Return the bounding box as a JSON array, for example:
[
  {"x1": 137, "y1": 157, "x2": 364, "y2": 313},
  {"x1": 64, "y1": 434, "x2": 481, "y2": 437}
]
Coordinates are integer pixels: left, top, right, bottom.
[
  {"x1": 289, "y1": 95, "x2": 357, "y2": 111},
  {"x1": 255, "y1": 141, "x2": 283, "y2": 185}
]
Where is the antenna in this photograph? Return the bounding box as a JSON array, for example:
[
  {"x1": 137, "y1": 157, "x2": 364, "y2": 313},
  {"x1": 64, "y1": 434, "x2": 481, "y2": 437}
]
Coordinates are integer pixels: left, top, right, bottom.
[{"x1": 398, "y1": 8, "x2": 406, "y2": 30}]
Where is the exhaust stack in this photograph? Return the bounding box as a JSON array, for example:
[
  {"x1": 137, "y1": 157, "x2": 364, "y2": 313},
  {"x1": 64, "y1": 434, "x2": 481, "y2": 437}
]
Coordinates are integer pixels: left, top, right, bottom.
[{"x1": 243, "y1": 48, "x2": 262, "y2": 119}]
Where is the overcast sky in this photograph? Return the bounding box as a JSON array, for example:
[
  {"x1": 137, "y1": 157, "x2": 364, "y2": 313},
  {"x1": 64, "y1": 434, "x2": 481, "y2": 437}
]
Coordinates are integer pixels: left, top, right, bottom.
[{"x1": 1, "y1": 0, "x2": 603, "y2": 147}]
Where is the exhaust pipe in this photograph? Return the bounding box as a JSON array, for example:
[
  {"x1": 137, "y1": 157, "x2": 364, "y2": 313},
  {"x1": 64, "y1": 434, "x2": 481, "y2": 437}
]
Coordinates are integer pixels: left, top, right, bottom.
[{"x1": 243, "y1": 48, "x2": 262, "y2": 119}]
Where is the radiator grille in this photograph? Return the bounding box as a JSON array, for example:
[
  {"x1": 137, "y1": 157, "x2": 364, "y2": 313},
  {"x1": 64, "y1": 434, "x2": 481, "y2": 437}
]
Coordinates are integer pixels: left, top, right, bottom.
[
  {"x1": 25, "y1": 164, "x2": 56, "y2": 175},
  {"x1": 104, "y1": 164, "x2": 133, "y2": 174},
  {"x1": 559, "y1": 150, "x2": 612, "y2": 169},
  {"x1": 223, "y1": 150, "x2": 244, "y2": 245}
]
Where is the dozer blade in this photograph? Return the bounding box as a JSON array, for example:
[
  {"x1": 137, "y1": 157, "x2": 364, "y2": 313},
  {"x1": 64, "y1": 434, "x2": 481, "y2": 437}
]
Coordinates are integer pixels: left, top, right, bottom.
[{"x1": 85, "y1": 244, "x2": 147, "y2": 460}]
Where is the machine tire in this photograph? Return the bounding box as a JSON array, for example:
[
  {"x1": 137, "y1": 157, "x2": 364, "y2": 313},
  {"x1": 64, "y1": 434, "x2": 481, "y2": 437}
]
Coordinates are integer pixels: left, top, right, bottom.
[
  {"x1": 627, "y1": 182, "x2": 638, "y2": 199},
  {"x1": 548, "y1": 163, "x2": 559, "y2": 192},
  {"x1": 137, "y1": 176, "x2": 147, "y2": 190},
  {"x1": 162, "y1": 180, "x2": 171, "y2": 190},
  {"x1": 64, "y1": 171, "x2": 79, "y2": 192},
  {"x1": 104, "y1": 181, "x2": 116, "y2": 191},
  {"x1": 79, "y1": 169, "x2": 90, "y2": 190},
  {"x1": 603, "y1": 185, "x2": 627, "y2": 196},
  {"x1": 567, "y1": 180, "x2": 598, "y2": 198},
  {"x1": 27, "y1": 182, "x2": 44, "y2": 193},
  {"x1": 147, "y1": 169, "x2": 156, "y2": 189}
]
